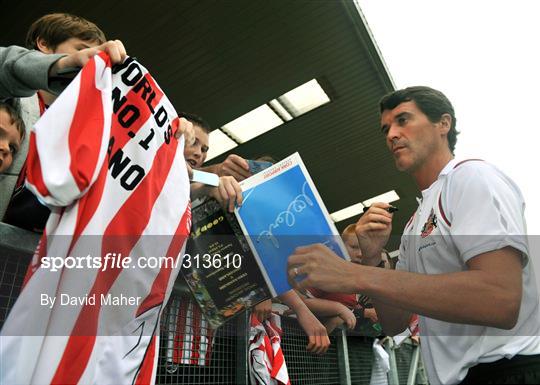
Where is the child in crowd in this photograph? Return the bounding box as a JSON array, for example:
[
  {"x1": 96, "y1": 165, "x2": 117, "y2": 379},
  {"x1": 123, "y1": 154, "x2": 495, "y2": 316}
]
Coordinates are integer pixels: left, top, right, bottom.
[
  {"x1": 182, "y1": 112, "x2": 242, "y2": 213},
  {"x1": 1, "y1": 13, "x2": 126, "y2": 232},
  {"x1": 0, "y1": 100, "x2": 24, "y2": 174}
]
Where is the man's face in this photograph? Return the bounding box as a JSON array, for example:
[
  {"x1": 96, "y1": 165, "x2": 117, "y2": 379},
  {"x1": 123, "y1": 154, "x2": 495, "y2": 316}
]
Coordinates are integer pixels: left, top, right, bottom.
[
  {"x1": 40, "y1": 37, "x2": 99, "y2": 54},
  {"x1": 184, "y1": 125, "x2": 209, "y2": 169},
  {"x1": 343, "y1": 233, "x2": 362, "y2": 264},
  {"x1": 0, "y1": 109, "x2": 22, "y2": 173},
  {"x1": 380, "y1": 101, "x2": 444, "y2": 173}
]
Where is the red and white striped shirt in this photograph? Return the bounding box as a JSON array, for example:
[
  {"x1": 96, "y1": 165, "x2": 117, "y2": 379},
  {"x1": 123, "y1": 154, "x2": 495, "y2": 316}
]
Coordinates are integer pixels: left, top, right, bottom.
[
  {"x1": 0, "y1": 53, "x2": 191, "y2": 385},
  {"x1": 249, "y1": 313, "x2": 291, "y2": 385}
]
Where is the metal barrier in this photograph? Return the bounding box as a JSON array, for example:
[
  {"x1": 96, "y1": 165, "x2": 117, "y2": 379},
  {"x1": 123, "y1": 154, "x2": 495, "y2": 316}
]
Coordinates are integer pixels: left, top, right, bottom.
[
  {"x1": 156, "y1": 294, "x2": 240, "y2": 385},
  {"x1": 385, "y1": 337, "x2": 428, "y2": 385},
  {"x1": 155, "y1": 292, "x2": 426, "y2": 385},
  {"x1": 0, "y1": 223, "x2": 37, "y2": 329},
  {"x1": 348, "y1": 336, "x2": 374, "y2": 384},
  {"x1": 280, "y1": 316, "x2": 341, "y2": 384},
  {"x1": 0, "y1": 224, "x2": 426, "y2": 384}
]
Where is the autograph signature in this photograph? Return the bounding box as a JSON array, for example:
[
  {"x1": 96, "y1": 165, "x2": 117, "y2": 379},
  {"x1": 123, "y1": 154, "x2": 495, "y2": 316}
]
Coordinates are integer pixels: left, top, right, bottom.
[{"x1": 257, "y1": 182, "x2": 314, "y2": 248}]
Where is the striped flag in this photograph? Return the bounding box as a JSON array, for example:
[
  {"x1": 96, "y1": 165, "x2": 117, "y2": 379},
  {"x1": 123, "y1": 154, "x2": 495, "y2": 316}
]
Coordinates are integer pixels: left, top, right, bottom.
[
  {"x1": 249, "y1": 313, "x2": 291, "y2": 385},
  {"x1": 0, "y1": 52, "x2": 191, "y2": 385}
]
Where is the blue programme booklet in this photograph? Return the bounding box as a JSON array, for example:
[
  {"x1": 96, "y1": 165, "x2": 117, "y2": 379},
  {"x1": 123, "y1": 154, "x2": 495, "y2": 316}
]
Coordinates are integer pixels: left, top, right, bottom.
[{"x1": 235, "y1": 152, "x2": 349, "y2": 297}]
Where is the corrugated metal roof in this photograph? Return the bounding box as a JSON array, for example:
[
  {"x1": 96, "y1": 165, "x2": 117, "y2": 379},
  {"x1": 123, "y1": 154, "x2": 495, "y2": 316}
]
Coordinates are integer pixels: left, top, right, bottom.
[{"x1": 1, "y1": 0, "x2": 419, "y2": 249}]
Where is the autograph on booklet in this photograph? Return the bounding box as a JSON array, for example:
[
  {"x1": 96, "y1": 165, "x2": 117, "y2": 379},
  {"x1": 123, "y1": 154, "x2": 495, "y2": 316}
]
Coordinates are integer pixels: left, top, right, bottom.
[{"x1": 257, "y1": 181, "x2": 314, "y2": 248}]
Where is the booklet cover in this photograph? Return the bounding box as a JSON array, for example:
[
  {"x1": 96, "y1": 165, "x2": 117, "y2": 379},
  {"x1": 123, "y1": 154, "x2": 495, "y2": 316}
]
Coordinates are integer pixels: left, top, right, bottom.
[
  {"x1": 182, "y1": 153, "x2": 348, "y2": 327},
  {"x1": 181, "y1": 198, "x2": 271, "y2": 328},
  {"x1": 235, "y1": 152, "x2": 349, "y2": 297}
]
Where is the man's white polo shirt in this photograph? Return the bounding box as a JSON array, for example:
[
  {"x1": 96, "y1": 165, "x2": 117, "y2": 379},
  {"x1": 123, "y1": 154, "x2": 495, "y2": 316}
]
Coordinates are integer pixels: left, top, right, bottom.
[{"x1": 396, "y1": 159, "x2": 540, "y2": 384}]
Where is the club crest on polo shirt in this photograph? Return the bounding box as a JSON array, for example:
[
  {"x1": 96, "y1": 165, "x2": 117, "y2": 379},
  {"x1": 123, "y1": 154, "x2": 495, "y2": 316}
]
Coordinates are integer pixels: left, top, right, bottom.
[{"x1": 420, "y1": 208, "x2": 438, "y2": 238}]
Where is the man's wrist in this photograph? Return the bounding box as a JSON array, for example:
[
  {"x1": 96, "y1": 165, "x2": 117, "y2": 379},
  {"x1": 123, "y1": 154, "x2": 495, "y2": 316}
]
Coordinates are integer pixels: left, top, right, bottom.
[{"x1": 348, "y1": 264, "x2": 367, "y2": 293}]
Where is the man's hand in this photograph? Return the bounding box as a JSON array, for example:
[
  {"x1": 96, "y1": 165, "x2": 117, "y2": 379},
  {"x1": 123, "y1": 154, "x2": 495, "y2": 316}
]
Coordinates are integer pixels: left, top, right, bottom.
[
  {"x1": 50, "y1": 40, "x2": 128, "y2": 77},
  {"x1": 355, "y1": 202, "x2": 394, "y2": 265},
  {"x1": 253, "y1": 299, "x2": 272, "y2": 322},
  {"x1": 209, "y1": 176, "x2": 243, "y2": 212},
  {"x1": 216, "y1": 154, "x2": 251, "y2": 181},
  {"x1": 295, "y1": 307, "x2": 331, "y2": 354},
  {"x1": 288, "y1": 244, "x2": 358, "y2": 293},
  {"x1": 337, "y1": 306, "x2": 357, "y2": 330}
]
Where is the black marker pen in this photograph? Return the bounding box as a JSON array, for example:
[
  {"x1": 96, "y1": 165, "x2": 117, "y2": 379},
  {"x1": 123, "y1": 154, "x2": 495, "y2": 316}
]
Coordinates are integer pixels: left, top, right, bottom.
[{"x1": 363, "y1": 205, "x2": 399, "y2": 213}]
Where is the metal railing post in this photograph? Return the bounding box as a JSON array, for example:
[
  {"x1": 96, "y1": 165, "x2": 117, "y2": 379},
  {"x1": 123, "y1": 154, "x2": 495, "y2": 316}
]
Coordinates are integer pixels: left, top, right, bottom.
[
  {"x1": 384, "y1": 337, "x2": 400, "y2": 385},
  {"x1": 336, "y1": 328, "x2": 352, "y2": 385},
  {"x1": 236, "y1": 311, "x2": 249, "y2": 385},
  {"x1": 407, "y1": 343, "x2": 420, "y2": 385}
]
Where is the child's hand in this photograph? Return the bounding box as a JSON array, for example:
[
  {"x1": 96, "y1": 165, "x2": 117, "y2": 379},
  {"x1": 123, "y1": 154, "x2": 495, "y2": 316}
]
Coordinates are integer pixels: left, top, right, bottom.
[{"x1": 338, "y1": 306, "x2": 356, "y2": 330}]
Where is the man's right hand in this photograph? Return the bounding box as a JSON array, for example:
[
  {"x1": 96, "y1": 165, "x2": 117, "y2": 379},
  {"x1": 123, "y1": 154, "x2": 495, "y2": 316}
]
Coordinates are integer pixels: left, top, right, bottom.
[
  {"x1": 216, "y1": 154, "x2": 251, "y2": 181},
  {"x1": 50, "y1": 40, "x2": 128, "y2": 77},
  {"x1": 355, "y1": 202, "x2": 393, "y2": 265}
]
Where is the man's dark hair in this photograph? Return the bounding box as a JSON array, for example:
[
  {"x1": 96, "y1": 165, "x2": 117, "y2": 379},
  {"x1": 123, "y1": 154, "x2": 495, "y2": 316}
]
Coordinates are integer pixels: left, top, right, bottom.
[
  {"x1": 26, "y1": 13, "x2": 106, "y2": 50},
  {"x1": 379, "y1": 86, "x2": 459, "y2": 153},
  {"x1": 179, "y1": 112, "x2": 211, "y2": 133},
  {"x1": 0, "y1": 99, "x2": 25, "y2": 142}
]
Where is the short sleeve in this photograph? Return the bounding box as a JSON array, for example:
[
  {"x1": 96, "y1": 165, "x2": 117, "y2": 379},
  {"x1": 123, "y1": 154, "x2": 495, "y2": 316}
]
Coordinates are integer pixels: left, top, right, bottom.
[{"x1": 443, "y1": 162, "x2": 529, "y2": 265}]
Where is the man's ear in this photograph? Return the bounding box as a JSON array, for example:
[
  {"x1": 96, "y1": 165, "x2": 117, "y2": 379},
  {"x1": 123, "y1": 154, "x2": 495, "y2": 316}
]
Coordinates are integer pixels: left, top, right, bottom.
[
  {"x1": 439, "y1": 113, "x2": 452, "y2": 136},
  {"x1": 36, "y1": 38, "x2": 54, "y2": 54}
]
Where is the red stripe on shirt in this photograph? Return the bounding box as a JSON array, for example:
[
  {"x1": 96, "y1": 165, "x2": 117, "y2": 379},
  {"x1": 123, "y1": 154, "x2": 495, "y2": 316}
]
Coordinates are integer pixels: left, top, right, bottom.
[
  {"x1": 438, "y1": 193, "x2": 451, "y2": 227},
  {"x1": 25, "y1": 164, "x2": 108, "y2": 292},
  {"x1": 26, "y1": 132, "x2": 50, "y2": 198},
  {"x1": 51, "y1": 135, "x2": 179, "y2": 385},
  {"x1": 50, "y1": 336, "x2": 96, "y2": 385},
  {"x1": 270, "y1": 347, "x2": 284, "y2": 378},
  {"x1": 263, "y1": 335, "x2": 273, "y2": 365},
  {"x1": 134, "y1": 335, "x2": 157, "y2": 385},
  {"x1": 71, "y1": 161, "x2": 109, "y2": 249},
  {"x1": 68, "y1": 58, "x2": 106, "y2": 192},
  {"x1": 453, "y1": 159, "x2": 484, "y2": 169},
  {"x1": 136, "y1": 204, "x2": 191, "y2": 317}
]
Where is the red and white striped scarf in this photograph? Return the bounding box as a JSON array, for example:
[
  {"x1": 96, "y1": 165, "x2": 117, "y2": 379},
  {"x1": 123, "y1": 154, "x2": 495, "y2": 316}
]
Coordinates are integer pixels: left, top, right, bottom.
[
  {"x1": 0, "y1": 52, "x2": 190, "y2": 385},
  {"x1": 249, "y1": 313, "x2": 291, "y2": 385}
]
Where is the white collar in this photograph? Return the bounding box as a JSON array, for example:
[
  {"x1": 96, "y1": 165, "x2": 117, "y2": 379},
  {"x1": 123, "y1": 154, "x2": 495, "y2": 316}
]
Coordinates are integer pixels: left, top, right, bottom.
[
  {"x1": 420, "y1": 158, "x2": 458, "y2": 199},
  {"x1": 438, "y1": 158, "x2": 459, "y2": 177}
]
